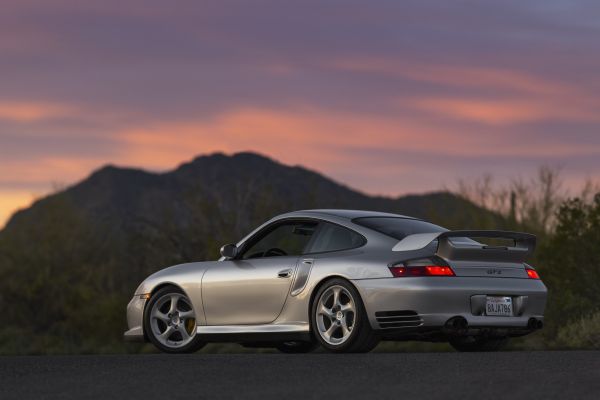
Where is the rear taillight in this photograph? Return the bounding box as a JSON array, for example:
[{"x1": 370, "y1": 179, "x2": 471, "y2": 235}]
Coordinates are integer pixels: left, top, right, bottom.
[
  {"x1": 526, "y1": 267, "x2": 540, "y2": 279},
  {"x1": 389, "y1": 264, "x2": 455, "y2": 277}
]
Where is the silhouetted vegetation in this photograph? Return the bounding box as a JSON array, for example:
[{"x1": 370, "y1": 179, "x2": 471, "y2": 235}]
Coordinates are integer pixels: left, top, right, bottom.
[
  {"x1": 0, "y1": 153, "x2": 598, "y2": 353},
  {"x1": 538, "y1": 194, "x2": 600, "y2": 348}
]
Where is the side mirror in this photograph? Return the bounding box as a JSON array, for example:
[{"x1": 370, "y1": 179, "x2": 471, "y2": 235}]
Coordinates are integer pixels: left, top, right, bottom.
[{"x1": 220, "y1": 243, "x2": 238, "y2": 259}]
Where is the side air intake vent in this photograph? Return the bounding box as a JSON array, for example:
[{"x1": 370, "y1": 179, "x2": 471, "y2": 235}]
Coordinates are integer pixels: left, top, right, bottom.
[
  {"x1": 291, "y1": 259, "x2": 313, "y2": 296},
  {"x1": 375, "y1": 310, "x2": 424, "y2": 329}
]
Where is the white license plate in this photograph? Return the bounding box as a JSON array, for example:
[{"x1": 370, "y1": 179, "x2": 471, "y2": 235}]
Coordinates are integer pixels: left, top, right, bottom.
[{"x1": 485, "y1": 296, "x2": 513, "y2": 316}]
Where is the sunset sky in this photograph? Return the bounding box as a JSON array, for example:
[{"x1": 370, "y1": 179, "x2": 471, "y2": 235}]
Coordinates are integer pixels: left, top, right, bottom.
[{"x1": 1, "y1": 1, "x2": 600, "y2": 226}]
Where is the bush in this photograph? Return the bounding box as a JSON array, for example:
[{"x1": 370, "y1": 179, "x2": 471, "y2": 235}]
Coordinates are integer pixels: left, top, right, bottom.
[
  {"x1": 554, "y1": 311, "x2": 600, "y2": 349},
  {"x1": 538, "y1": 193, "x2": 600, "y2": 337}
]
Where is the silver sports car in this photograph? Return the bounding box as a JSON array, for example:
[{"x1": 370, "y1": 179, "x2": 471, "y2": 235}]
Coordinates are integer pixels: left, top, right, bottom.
[{"x1": 125, "y1": 209, "x2": 547, "y2": 353}]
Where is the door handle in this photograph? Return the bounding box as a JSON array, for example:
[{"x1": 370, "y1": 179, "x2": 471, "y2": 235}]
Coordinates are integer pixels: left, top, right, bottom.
[{"x1": 277, "y1": 269, "x2": 293, "y2": 278}]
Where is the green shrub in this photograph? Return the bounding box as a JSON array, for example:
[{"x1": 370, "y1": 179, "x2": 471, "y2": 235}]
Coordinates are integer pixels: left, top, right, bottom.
[{"x1": 554, "y1": 311, "x2": 600, "y2": 349}]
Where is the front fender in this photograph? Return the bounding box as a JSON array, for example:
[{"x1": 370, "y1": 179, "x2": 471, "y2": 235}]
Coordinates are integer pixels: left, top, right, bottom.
[{"x1": 132, "y1": 261, "x2": 221, "y2": 326}]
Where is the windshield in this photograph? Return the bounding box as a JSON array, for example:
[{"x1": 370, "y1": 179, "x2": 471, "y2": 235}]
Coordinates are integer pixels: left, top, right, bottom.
[{"x1": 353, "y1": 217, "x2": 446, "y2": 240}]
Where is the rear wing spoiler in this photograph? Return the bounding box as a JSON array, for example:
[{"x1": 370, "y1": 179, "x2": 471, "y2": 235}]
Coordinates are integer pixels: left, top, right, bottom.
[{"x1": 392, "y1": 230, "x2": 536, "y2": 263}]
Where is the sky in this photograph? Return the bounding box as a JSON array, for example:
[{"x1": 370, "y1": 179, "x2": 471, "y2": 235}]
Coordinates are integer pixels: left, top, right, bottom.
[{"x1": 1, "y1": 0, "x2": 600, "y2": 226}]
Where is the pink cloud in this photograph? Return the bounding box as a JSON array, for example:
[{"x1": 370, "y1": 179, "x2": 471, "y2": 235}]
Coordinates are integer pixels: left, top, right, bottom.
[
  {"x1": 1, "y1": 105, "x2": 600, "y2": 228},
  {"x1": 0, "y1": 102, "x2": 73, "y2": 122},
  {"x1": 409, "y1": 96, "x2": 600, "y2": 125}
]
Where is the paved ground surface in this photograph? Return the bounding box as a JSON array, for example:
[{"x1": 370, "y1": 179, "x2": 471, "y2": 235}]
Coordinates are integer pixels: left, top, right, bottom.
[{"x1": 1, "y1": 351, "x2": 599, "y2": 399}]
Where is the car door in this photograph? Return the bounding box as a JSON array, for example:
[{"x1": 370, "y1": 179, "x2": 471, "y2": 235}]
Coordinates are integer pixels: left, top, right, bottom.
[{"x1": 202, "y1": 220, "x2": 318, "y2": 325}]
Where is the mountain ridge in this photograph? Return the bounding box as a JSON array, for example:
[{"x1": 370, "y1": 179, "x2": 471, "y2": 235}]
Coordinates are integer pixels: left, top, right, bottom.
[{"x1": 3, "y1": 151, "x2": 496, "y2": 232}]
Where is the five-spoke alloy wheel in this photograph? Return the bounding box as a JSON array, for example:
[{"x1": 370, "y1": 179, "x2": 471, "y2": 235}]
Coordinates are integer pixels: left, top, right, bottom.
[
  {"x1": 144, "y1": 286, "x2": 206, "y2": 353},
  {"x1": 315, "y1": 285, "x2": 356, "y2": 345},
  {"x1": 311, "y1": 278, "x2": 379, "y2": 353}
]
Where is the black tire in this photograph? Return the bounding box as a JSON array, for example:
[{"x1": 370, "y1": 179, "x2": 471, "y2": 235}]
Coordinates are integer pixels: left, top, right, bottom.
[
  {"x1": 449, "y1": 336, "x2": 509, "y2": 352},
  {"x1": 144, "y1": 286, "x2": 206, "y2": 354},
  {"x1": 311, "y1": 278, "x2": 379, "y2": 353},
  {"x1": 276, "y1": 341, "x2": 318, "y2": 354}
]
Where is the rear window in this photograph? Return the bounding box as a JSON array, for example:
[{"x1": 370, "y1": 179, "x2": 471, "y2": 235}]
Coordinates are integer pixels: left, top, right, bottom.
[{"x1": 353, "y1": 217, "x2": 446, "y2": 240}]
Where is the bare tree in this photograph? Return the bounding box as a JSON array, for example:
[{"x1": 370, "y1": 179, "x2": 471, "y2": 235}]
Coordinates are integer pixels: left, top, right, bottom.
[
  {"x1": 453, "y1": 165, "x2": 568, "y2": 233},
  {"x1": 581, "y1": 178, "x2": 600, "y2": 204}
]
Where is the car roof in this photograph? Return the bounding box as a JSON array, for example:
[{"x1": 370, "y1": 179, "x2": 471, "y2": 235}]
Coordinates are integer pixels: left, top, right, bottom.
[
  {"x1": 285, "y1": 209, "x2": 417, "y2": 220},
  {"x1": 234, "y1": 209, "x2": 421, "y2": 249}
]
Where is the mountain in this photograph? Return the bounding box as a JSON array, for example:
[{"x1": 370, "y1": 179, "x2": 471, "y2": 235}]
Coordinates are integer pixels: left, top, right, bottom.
[
  {"x1": 5, "y1": 151, "x2": 500, "y2": 236},
  {"x1": 0, "y1": 152, "x2": 504, "y2": 354}
]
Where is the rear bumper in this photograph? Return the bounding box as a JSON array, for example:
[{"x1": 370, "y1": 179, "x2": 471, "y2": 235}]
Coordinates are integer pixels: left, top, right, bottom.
[{"x1": 353, "y1": 277, "x2": 547, "y2": 334}]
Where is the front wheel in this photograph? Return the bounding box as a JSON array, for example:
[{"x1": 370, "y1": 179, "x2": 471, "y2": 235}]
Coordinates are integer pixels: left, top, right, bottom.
[
  {"x1": 449, "y1": 336, "x2": 508, "y2": 352},
  {"x1": 144, "y1": 286, "x2": 206, "y2": 353},
  {"x1": 311, "y1": 278, "x2": 379, "y2": 353}
]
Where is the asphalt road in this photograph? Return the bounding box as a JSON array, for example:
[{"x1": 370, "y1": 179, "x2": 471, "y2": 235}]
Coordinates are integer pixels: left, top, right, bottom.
[{"x1": 1, "y1": 351, "x2": 598, "y2": 400}]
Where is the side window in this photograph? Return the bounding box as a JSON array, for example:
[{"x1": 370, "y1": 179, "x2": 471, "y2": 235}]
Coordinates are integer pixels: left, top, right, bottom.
[
  {"x1": 309, "y1": 222, "x2": 365, "y2": 253},
  {"x1": 241, "y1": 221, "x2": 318, "y2": 259}
]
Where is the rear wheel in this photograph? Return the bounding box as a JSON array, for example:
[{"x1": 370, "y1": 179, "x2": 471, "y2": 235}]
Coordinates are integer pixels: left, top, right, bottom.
[
  {"x1": 449, "y1": 336, "x2": 508, "y2": 352},
  {"x1": 311, "y1": 278, "x2": 379, "y2": 353},
  {"x1": 276, "y1": 341, "x2": 318, "y2": 354},
  {"x1": 144, "y1": 286, "x2": 206, "y2": 353}
]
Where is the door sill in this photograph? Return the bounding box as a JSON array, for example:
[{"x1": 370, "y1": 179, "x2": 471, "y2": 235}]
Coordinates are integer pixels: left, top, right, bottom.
[{"x1": 196, "y1": 323, "x2": 310, "y2": 342}]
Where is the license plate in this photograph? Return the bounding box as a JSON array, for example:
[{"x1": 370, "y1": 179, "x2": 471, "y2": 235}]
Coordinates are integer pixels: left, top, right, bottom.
[{"x1": 485, "y1": 296, "x2": 513, "y2": 316}]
